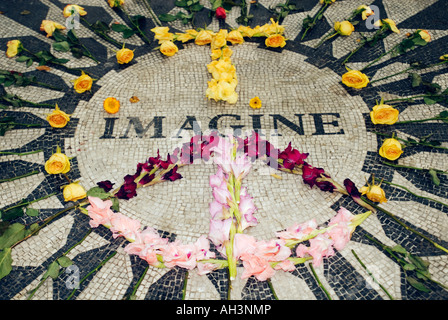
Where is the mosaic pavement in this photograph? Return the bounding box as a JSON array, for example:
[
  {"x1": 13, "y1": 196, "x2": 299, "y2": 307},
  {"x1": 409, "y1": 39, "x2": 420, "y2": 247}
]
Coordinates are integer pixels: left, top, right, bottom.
[{"x1": 0, "y1": 0, "x2": 447, "y2": 303}]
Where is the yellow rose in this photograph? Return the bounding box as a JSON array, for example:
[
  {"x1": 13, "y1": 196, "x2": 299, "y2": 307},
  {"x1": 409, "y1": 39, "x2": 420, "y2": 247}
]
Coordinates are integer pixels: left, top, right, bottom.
[
  {"x1": 45, "y1": 149, "x2": 70, "y2": 174},
  {"x1": 261, "y1": 18, "x2": 285, "y2": 35},
  {"x1": 108, "y1": 0, "x2": 124, "y2": 7},
  {"x1": 6, "y1": 40, "x2": 22, "y2": 58},
  {"x1": 375, "y1": 19, "x2": 399, "y2": 34},
  {"x1": 265, "y1": 34, "x2": 286, "y2": 48},
  {"x1": 211, "y1": 29, "x2": 228, "y2": 49},
  {"x1": 47, "y1": 104, "x2": 70, "y2": 128},
  {"x1": 227, "y1": 30, "x2": 244, "y2": 45},
  {"x1": 116, "y1": 46, "x2": 134, "y2": 64},
  {"x1": 360, "y1": 184, "x2": 387, "y2": 203},
  {"x1": 249, "y1": 96, "x2": 262, "y2": 109},
  {"x1": 417, "y1": 30, "x2": 431, "y2": 42},
  {"x1": 175, "y1": 32, "x2": 195, "y2": 43},
  {"x1": 151, "y1": 27, "x2": 174, "y2": 44},
  {"x1": 341, "y1": 70, "x2": 369, "y2": 89},
  {"x1": 211, "y1": 49, "x2": 222, "y2": 60},
  {"x1": 370, "y1": 103, "x2": 399, "y2": 125},
  {"x1": 63, "y1": 183, "x2": 87, "y2": 202},
  {"x1": 334, "y1": 21, "x2": 355, "y2": 36},
  {"x1": 237, "y1": 25, "x2": 255, "y2": 38},
  {"x1": 63, "y1": 5, "x2": 87, "y2": 18},
  {"x1": 216, "y1": 80, "x2": 238, "y2": 104},
  {"x1": 160, "y1": 41, "x2": 178, "y2": 57},
  {"x1": 195, "y1": 30, "x2": 214, "y2": 46},
  {"x1": 103, "y1": 97, "x2": 120, "y2": 114},
  {"x1": 222, "y1": 47, "x2": 233, "y2": 58},
  {"x1": 379, "y1": 138, "x2": 403, "y2": 161},
  {"x1": 357, "y1": 5, "x2": 374, "y2": 20},
  {"x1": 440, "y1": 54, "x2": 448, "y2": 61},
  {"x1": 40, "y1": 20, "x2": 66, "y2": 37},
  {"x1": 73, "y1": 71, "x2": 93, "y2": 93}
]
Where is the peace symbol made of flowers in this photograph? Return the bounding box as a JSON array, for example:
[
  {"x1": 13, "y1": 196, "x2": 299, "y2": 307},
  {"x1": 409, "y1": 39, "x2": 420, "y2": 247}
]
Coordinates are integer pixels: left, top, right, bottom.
[{"x1": 76, "y1": 131, "x2": 374, "y2": 284}]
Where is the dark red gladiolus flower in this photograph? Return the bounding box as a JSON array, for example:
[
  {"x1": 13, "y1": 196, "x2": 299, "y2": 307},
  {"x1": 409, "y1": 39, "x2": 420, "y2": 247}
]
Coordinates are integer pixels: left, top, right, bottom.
[
  {"x1": 97, "y1": 180, "x2": 114, "y2": 192},
  {"x1": 138, "y1": 173, "x2": 155, "y2": 185},
  {"x1": 302, "y1": 163, "x2": 325, "y2": 188},
  {"x1": 116, "y1": 176, "x2": 137, "y2": 200},
  {"x1": 315, "y1": 174, "x2": 336, "y2": 192},
  {"x1": 279, "y1": 142, "x2": 308, "y2": 170},
  {"x1": 215, "y1": 7, "x2": 226, "y2": 19},
  {"x1": 163, "y1": 165, "x2": 182, "y2": 181},
  {"x1": 344, "y1": 178, "x2": 361, "y2": 199}
]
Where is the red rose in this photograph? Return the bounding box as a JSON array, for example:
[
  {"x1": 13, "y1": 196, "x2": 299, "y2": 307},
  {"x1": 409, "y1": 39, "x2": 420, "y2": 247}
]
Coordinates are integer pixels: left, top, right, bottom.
[{"x1": 215, "y1": 7, "x2": 226, "y2": 20}]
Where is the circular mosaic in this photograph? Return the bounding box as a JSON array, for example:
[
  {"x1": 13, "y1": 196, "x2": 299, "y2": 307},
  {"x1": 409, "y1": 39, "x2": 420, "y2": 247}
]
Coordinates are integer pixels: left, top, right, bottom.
[{"x1": 0, "y1": 0, "x2": 448, "y2": 303}]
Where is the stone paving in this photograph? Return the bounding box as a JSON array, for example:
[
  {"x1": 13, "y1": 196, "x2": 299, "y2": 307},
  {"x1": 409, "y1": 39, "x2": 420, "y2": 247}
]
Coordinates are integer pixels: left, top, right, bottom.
[{"x1": 0, "y1": 0, "x2": 447, "y2": 302}]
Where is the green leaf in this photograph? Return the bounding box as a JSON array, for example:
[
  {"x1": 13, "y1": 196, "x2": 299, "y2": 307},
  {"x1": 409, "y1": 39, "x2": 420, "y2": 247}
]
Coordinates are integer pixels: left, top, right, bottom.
[
  {"x1": 111, "y1": 197, "x2": 120, "y2": 212},
  {"x1": 0, "y1": 223, "x2": 26, "y2": 249},
  {"x1": 403, "y1": 263, "x2": 415, "y2": 271},
  {"x1": 52, "y1": 30, "x2": 67, "y2": 42},
  {"x1": 0, "y1": 248, "x2": 13, "y2": 280},
  {"x1": 190, "y1": 3, "x2": 204, "y2": 12},
  {"x1": 70, "y1": 47, "x2": 84, "y2": 59},
  {"x1": 175, "y1": 0, "x2": 188, "y2": 7},
  {"x1": 211, "y1": 0, "x2": 223, "y2": 10},
  {"x1": 423, "y1": 96, "x2": 437, "y2": 105},
  {"x1": 1, "y1": 204, "x2": 26, "y2": 221},
  {"x1": 158, "y1": 13, "x2": 178, "y2": 22},
  {"x1": 408, "y1": 254, "x2": 430, "y2": 271},
  {"x1": 428, "y1": 169, "x2": 440, "y2": 186},
  {"x1": 26, "y1": 58, "x2": 33, "y2": 68},
  {"x1": 391, "y1": 244, "x2": 407, "y2": 255},
  {"x1": 53, "y1": 41, "x2": 71, "y2": 52},
  {"x1": 409, "y1": 73, "x2": 422, "y2": 88},
  {"x1": 44, "y1": 261, "x2": 60, "y2": 280},
  {"x1": 15, "y1": 56, "x2": 30, "y2": 62},
  {"x1": 25, "y1": 207, "x2": 39, "y2": 217},
  {"x1": 86, "y1": 187, "x2": 110, "y2": 200},
  {"x1": 122, "y1": 29, "x2": 137, "y2": 39},
  {"x1": 111, "y1": 23, "x2": 130, "y2": 32},
  {"x1": 407, "y1": 276, "x2": 431, "y2": 292},
  {"x1": 57, "y1": 256, "x2": 73, "y2": 268}
]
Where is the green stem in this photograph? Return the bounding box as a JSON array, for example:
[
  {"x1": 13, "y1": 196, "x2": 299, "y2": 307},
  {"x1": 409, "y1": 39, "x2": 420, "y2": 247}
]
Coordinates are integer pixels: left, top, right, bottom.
[
  {"x1": 267, "y1": 279, "x2": 279, "y2": 300},
  {"x1": 27, "y1": 229, "x2": 92, "y2": 300},
  {"x1": 0, "y1": 170, "x2": 39, "y2": 183},
  {"x1": 128, "y1": 266, "x2": 148, "y2": 300},
  {"x1": 80, "y1": 17, "x2": 122, "y2": 48},
  {"x1": 182, "y1": 271, "x2": 189, "y2": 300},
  {"x1": 33, "y1": 80, "x2": 64, "y2": 92},
  {"x1": 2, "y1": 122, "x2": 41, "y2": 128},
  {"x1": 121, "y1": 7, "x2": 152, "y2": 44},
  {"x1": 301, "y1": 3, "x2": 329, "y2": 41},
  {"x1": 314, "y1": 31, "x2": 339, "y2": 49},
  {"x1": 351, "y1": 249, "x2": 395, "y2": 300},
  {"x1": 361, "y1": 196, "x2": 448, "y2": 254},
  {"x1": 308, "y1": 262, "x2": 332, "y2": 300},
  {"x1": 360, "y1": 43, "x2": 400, "y2": 71},
  {"x1": 380, "y1": 160, "x2": 448, "y2": 175},
  {"x1": 66, "y1": 250, "x2": 118, "y2": 300},
  {"x1": 372, "y1": 131, "x2": 448, "y2": 151},
  {"x1": 370, "y1": 66, "x2": 414, "y2": 84},
  {"x1": 381, "y1": 180, "x2": 448, "y2": 208},
  {"x1": 143, "y1": 0, "x2": 162, "y2": 27},
  {"x1": 395, "y1": 117, "x2": 448, "y2": 124},
  {"x1": 0, "y1": 149, "x2": 43, "y2": 156}
]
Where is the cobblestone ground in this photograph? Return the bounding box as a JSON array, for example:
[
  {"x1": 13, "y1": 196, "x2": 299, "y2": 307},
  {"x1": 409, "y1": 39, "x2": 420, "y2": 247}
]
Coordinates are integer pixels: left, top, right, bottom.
[{"x1": 0, "y1": 0, "x2": 447, "y2": 302}]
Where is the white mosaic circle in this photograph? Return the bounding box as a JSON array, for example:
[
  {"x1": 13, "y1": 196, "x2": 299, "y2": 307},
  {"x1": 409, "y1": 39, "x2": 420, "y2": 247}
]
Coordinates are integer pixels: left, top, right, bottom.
[{"x1": 68, "y1": 43, "x2": 376, "y2": 242}]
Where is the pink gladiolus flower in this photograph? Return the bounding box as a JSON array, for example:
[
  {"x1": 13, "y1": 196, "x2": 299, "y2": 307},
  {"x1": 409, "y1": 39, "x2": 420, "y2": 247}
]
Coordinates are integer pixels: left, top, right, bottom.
[
  {"x1": 230, "y1": 154, "x2": 251, "y2": 180},
  {"x1": 160, "y1": 241, "x2": 198, "y2": 270},
  {"x1": 273, "y1": 259, "x2": 296, "y2": 272},
  {"x1": 254, "y1": 239, "x2": 291, "y2": 262},
  {"x1": 209, "y1": 166, "x2": 225, "y2": 188},
  {"x1": 276, "y1": 219, "x2": 319, "y2": 242},
  {"x1": 86, "y1": 196, "x2": 115, "y2": 228},
  {"x1": 296, "y1": 234, "x2": 334, "y2": 267},
  {"x1": 194, "y1": 235, "x2": 216, "y2": 261},
  {"x1": 209, "y1": 200, "x2": 228, "y2": 220},
  {"x1": 326, "y1": 223, "x2": 352, "y2": 251},
  {"x1": 124, "y1": 226, "x2": 168, "y2": 256},
  {"x1": 109, "y1": 212, "x2": 141, "y2": 242},
  {"x1": 240, "y1": 253, "x2": 276, "y2": 281},
  {"x1": 233, "y1": 233, "x2": 257, "y2": 259},
  {"x1": 197, "y1": 261, "x2": 219, "y2": 275},
  {"x1": 212, "y1": 181, "x2": 232, "y2": 205},
  {"x1": 208, "y1": 218, "x2": 232, "y2": 250}
]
